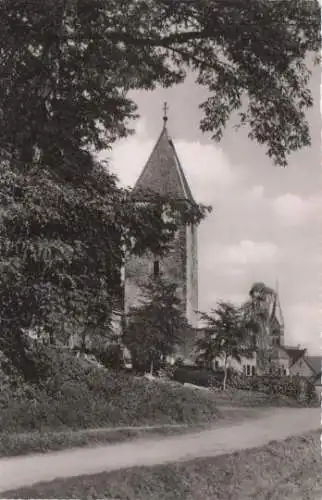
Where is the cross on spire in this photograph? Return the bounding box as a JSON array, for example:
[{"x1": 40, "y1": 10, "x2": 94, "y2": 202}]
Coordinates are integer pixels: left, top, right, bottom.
[{"x1": 163, "y1": 101, "x2": 168, "y2": 125}]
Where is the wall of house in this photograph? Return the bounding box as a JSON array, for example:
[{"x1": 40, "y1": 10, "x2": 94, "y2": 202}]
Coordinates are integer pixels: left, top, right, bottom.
[
  {"x1": 314, "y1": 384, "x2": 321, "y2": 400},
  {"x1": 289, "y1": 357, "x2": 314, "y2": 377},
  {"x1": 212, "y1": 352, "x2": 257, "y2": 376},
  {"x1": 272, "y1": 347, "x2": 291, "y2": 375}
]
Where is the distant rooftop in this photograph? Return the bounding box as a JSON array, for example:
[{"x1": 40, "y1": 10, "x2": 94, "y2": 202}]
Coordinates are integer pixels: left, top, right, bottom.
[{"x1": 281, "y1": 346, "x2": 307, "y2": 366}]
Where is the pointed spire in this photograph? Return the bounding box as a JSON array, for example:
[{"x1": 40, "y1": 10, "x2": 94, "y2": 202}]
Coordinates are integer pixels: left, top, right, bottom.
[
  {"x1": 132, "y1": 104, "x2": 195, "y2": 202},
  {"x1": 163, "y1": 101, "x2": 168, "y2": 127}
]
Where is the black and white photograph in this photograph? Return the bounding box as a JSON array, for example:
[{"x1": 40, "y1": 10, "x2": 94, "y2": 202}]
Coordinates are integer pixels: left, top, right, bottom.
[{"x1": 0, "y1": 1, "x2": 320, "y2": 498}]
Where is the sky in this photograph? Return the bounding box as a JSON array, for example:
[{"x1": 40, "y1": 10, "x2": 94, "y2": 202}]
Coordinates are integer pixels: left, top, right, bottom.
[{"x1": 102, "y1": 65, "x2": 321, "y2": 355}]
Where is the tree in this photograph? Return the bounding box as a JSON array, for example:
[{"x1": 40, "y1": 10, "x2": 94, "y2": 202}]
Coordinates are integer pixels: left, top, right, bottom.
[
  {"x1": 195, "y1": 331, "x2": 219, "y2": 372},
  {"x1": 0, "y1": 0, "x2": 319, "y2": 175},
  {"x1": 0, "y1": 164, "x2": 207, "y2": 380},
  {"x1": 196, "y1": 302, "x2": 255, "y2": 390},
  {"x1": 123, "y1": 276, "x2": 188, "y2": 375}
]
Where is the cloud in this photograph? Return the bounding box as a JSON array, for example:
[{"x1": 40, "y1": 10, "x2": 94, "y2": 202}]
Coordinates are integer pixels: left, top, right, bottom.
[
  {"x1": 103, "y1": 119, "x2": 241, "y2": 204},
  {"x1": 218, "y1": 240, "x2": 279, "y2": 266},
  {"x1": 174, "y1": 140, "x2": 241, "y2": 203},
  {"x1": 272, "y1": 193, "x2": 322, "y2": 226},
  {"x1": 198, "y1": 239, "x2": 280, "y2": 311},
  {"x1": 97, "y1": 118, "x2": 154, "y2": 189},
  {"x1": 249, "y1": 185, "x2": 264, "y2": 201},
  {"x1": 285, "y1": 303, "x2": 320, "y2": 354}
]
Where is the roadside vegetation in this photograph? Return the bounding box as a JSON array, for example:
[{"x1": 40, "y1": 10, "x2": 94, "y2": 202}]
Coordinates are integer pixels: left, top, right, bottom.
[
  {"x1": 0, "y1": 425, "x2": 193, "y2": 459},
  {"x1": 2, "y1": 431, "x2": 320, "y2": 500},
  {"x1": 0, "y1": 349, "x2": 221, "y2": 435},
  {"x1": 0, "y1": 342, "x2": 316, "y2": 458}
]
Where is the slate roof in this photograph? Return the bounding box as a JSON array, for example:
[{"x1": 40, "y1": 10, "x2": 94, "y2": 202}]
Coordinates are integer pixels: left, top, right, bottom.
[
  {"x1": 281, "y1": 346, "x2": 306, "y2": 366},
  {"x1": 132, "y1": 124, "x2": 195, "y2": 203}
]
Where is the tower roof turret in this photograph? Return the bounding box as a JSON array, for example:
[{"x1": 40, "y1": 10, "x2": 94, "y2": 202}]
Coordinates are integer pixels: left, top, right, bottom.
[{"x1": 132, "y1": 103, "x2": 195, "y2": 203}]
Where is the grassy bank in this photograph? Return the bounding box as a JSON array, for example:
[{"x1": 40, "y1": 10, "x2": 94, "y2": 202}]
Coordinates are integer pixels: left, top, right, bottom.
[
  {"x1": 0, "y1": 425, "x2": 191, "y2": 459},
  {"x1": 0, "y1": 405, "x2": 270, "y2": 458},
  {"x1": 1, "y1": 349, "x2": 298, "y2": 436},
  {"x1": 0, "y1": 351, "x2": 222, "y2": 434},
  {"x1": 3, "y1": 430, "x2": 320, "y2": 499}
]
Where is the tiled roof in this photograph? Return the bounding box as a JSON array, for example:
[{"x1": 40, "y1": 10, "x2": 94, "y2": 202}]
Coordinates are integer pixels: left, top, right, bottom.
[
  {"x1": 132, "y1": 125, "x2": 195, "y2": 203},
  {"x1": 281, "y1": 346, "x2": 306, "y2": 366}
]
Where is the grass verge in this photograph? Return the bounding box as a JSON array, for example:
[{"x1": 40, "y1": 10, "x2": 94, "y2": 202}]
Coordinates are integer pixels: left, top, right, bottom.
[
  {"x1": 2, "y1": 430, "x2": 320, "y2": 499},
  {"x1": 0, "y1": 425, "x2": 190, "y2": 459},
  {"x1": 0, "y1": 405, "x2": 267, "y2": 458}
]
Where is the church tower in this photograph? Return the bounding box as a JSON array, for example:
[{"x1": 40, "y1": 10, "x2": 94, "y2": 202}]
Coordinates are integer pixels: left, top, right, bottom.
[{"x1": 124, "y1": 105, "x2": 198, "y2": 328}]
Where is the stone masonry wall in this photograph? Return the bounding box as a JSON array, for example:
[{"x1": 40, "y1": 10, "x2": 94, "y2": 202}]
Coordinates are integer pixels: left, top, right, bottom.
[
  {"x1": 124, "y1": 226, "x2": 187, "y2": 317},
  {"x1": 186, "y1": 224, "x2": 198, "y2": 327}
]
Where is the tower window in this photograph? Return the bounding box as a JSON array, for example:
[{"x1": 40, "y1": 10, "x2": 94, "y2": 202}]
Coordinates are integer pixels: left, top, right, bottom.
[{"x1": 153, "y1": 260, "x2": 160, "y2": 277}]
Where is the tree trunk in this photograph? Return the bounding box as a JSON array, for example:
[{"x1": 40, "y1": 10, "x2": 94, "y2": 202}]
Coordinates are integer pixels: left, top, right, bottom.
[
  {"x1": 150, "y1": 359, "x2": 154, "y2": 376},
  {"x1": 80, "y1": 330, "x2": 87, "y2": 353},
  {"x1": 223, "y1": 355, "x2": 228, "y2": 391},
  {"x1": 48, "y1": 328, "x2": 55, "y2": 345}
]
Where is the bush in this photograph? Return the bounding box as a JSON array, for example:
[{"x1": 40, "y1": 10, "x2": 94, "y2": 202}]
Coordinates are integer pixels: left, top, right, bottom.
[
  {"x1": 304, "y1": 379, "x2": 318, "y2": 405},
  {"x1": 92, "y1": 343, "x2": 124, "y2": 371},
  {"x1": 0, "y1": 348, "x2": 220, "y2": 433},
  {"x1": 229, "y1": 374, "x2": 318, "y2": 406}
]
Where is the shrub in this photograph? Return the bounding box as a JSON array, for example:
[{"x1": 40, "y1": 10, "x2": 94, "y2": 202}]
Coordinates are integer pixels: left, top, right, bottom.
[
  {"x1": 304, "y1": 379, "x2": 318, "y2": 405},
  {"x1": 92, "y1": 343, "x2": 124, "y2": 371},
  {"x1": 229, "y1": 374, "x2": 318, "y2": 406},
  {"x1": 0, "y1": 348, "x2": 220, "y2": 433}
]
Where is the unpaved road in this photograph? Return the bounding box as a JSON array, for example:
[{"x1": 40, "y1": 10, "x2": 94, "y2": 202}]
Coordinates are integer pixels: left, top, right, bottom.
[{"x1": 0, "y1": 407, "x2": 319, "y2": 493}]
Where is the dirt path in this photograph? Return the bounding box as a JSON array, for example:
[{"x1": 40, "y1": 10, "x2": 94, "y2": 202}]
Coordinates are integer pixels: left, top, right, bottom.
[{"x1": 0, "y1": 407, "x2": 318, "y2": 493}]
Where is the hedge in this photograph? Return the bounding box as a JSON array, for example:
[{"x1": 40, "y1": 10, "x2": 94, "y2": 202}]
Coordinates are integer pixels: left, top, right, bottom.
[
  {"x1": 230, "y1": 374, "x2": 318, "y2": 405},
  {"x1": 171, "y1": 366, "x2": 318, "y2": 406}
]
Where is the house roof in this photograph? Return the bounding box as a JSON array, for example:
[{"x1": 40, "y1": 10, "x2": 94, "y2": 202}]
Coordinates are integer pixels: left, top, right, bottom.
[
  {"x1": 132, "y1": 123, "x2": 195, "y2": 203},
  {"x1": 280, "y1": 346, "x2": 306, "y2": 366}
]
